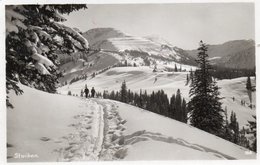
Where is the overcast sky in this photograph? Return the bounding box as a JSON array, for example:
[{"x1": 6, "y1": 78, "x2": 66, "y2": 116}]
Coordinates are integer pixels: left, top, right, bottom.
[{"x1": 63, "y1": 3, "x2": 254, "y2": 50}]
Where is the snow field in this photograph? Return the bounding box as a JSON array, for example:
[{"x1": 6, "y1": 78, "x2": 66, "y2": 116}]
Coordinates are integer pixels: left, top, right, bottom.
[
  {"x1": 7, "y1": 85, "x2": 104, "y2": 162},
  {"x1": 7, "y1": 84, "x2": 256, "y2": 161},
  {"x1": 111, "y1": 100, "x2": 255, "y2": 160},
  {"x1": 59, "y1": 66, "x2": 255, "y2": 129}
]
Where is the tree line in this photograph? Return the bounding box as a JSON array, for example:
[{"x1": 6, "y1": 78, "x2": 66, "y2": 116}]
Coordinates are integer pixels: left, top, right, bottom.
[
  {"x1": 209, "y1": 66, "x2": 255, "y2": 80},
  {"x1": 103, "y1": 81, "x2": 187, "y2": 123}
]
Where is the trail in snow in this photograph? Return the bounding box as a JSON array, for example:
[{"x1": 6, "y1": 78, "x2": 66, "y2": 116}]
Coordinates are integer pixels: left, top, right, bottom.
[
  {"x1": 54, "y1": 98, "x2": 128, "y2": 161},
  {"x1": 94, "y1": 99, "x2": 128, "y2": 160},
  {"x1": 34, "y1": 97, "x2": 254, "y2": 161},
  {"x1": 53, "y1": 99, "x2": 104, "y2": 161},
  {"x1": 92, "y1": 99, "x2": 237, "y2": 160}
]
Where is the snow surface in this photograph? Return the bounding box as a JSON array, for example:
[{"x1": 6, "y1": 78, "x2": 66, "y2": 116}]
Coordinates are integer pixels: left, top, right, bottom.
[
  {"x1": 59, "y1": 66, "x2": 255, "y2": 128},
  {"x1": 7, "y1": 85, "x2": 105, "y2": 162},
  {"x1": 107, "y1": 36, "x2": 179, "y2": 60},
  {"x1": 209, "y1": 56, "x2": 221, "y2": 60},
  {"x1": 112, "y1": 100, "x2": 255, "y2": 160},
  {"x1": 7, "y1": 85, "x2": 255, "y2": 162}
]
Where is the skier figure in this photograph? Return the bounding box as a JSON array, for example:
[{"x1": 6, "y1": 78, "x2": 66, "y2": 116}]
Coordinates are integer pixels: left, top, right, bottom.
[
  {"x1": 232, "y1": 97, "x2": 235, "y2": 102},
  {"x1": 91, "y1": 87, "x2": 96, "y2": 98},
  {"x1": 84, "y1": 86, "x2": 89, "y2": 98}
]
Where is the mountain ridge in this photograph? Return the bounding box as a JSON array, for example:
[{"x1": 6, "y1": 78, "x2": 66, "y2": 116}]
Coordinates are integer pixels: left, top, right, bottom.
[{"x1": 185, "y1": 39, "x2": 255, "y2": 69}]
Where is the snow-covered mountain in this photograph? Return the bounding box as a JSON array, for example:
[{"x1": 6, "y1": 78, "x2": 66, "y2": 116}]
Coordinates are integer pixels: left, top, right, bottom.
[
  {"x1": 186, "y1": 40, "x2": 255, "y2": 69},
  {"x1": 57, "y1": 28, "x2": 196, "y2": 84},
  {"x1": 7, "y1": 84, "x2": 256, "y2": 162},
  {"x1": 83, "y1": 28, "x2": 195, "y2": 64}
]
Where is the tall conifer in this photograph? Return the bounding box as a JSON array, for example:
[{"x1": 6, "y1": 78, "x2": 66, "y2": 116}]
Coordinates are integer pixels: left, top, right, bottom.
[{"x1": 188, "y1": 41, "x2": 224, "y2": 135}]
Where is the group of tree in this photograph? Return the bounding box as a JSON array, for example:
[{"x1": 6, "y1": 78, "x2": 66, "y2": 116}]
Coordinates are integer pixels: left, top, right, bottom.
[
  {"x1": 6, "y1": 4, "x2": 88, "y2": 108},
  {"x1": 187, "y1": 41, "x2": 256, "y2": 152},
  {"x1": 174, "y1": 64, "x2": 183, "y2": 72},
  {"x1": 222, "y1": 108, "x2": 257, "y2": 151},
  {"x1": 58, "y1": 52, "x2": 88, "y2": 66},
  {"x1": 103, "y1": 81, "x2": 187, "y2": 123},
  {"x1": 69, "y1": 74, "x2": 88, "y2": 84},
  {"x1": 209, "y1": 66, "x2": 255, "y2": 80}
]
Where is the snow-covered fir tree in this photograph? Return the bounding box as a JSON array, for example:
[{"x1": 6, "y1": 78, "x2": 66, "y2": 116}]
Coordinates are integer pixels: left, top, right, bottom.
[
  {"x1": 120, "y1": 80, "x2": 127, "y2": 103},
  {"x1": 6, "y1": 4, "x2": 89, "y2": 108},
  {"x1": 188, "y1": 41, "x2": 224, "y2": 136},
  {"x1": 246, "y1": 76, "x2": 252, "y2": 91}
]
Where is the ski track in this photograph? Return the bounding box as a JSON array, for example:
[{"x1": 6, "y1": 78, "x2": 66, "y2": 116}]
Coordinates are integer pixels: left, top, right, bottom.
[
  {"x1": 52, "y1": 99, "x2": 104, "y2": 161},
  {"x1": 93, "y1": 99, "x2": 233, "y2": 160},
  {"x1": 53, "y1": 98, "x2": 234, "y2": 161}
]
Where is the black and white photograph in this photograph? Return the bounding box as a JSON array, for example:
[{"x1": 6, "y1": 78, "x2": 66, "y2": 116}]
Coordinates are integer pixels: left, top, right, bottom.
[{"x1": 1, "y1": 0, "x2": 259, "y2": 163}]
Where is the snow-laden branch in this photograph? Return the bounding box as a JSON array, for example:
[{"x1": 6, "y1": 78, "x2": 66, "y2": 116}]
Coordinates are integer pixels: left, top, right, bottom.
[
  {"x1": 31, "y1": 53, "x2": 55, "y2": 68},
  {"x1": 52, "y1": 22, "x2": 89, "y2": 50},
  {"x1": 6, "y1": 6, "x2": 27, "y2": 34},
  {"x1": 34, "y1": 62, "x2": 50, "y2": 75}
]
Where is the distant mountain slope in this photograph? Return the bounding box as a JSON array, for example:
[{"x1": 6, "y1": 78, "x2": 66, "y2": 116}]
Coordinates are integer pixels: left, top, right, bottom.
[
  {"x1": 218, "y1": 46, "x2": 255, "y2": 69},
  {"x1": 83, "y1": 28, "x2": 196, "y2": 65},
  {"x1": 186, "y1": 40, "x2": 255, "y2": 69},
  {"x1": 83, "y1": 28, "x2": 126, "y2": 46}
]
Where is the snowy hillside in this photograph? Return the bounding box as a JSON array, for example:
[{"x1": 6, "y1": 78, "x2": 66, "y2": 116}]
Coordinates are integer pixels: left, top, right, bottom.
[
  {"x1": 186, "y1": 40, "x2": 255, "y2": 69},
  {"x1": 58, "y1": 28, "x2": 196, "y2": 84},
  {"x1": 59, "y1": 66, "x2": 255, "y2": 128},
  {"x1": 83, "y1": 27, "x2": 195, "y2": 63},
  {"x1": 7, "y1": 85, "x2": 255, "y2": 162},
  {"x1": 58, "y1": 51, "x2": 122, "y2": 83}
]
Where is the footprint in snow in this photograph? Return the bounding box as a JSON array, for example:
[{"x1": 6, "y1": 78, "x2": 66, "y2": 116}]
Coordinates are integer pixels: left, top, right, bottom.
[
  {"x1": 40, "y1": 137, "x2": 51, "y2": 142},
  {"x1": 85, "y1": 115, "x2": 92, "y2": 119},
  {"x1": 86, "y1": 126, "x2": 92, "y2": 130}
]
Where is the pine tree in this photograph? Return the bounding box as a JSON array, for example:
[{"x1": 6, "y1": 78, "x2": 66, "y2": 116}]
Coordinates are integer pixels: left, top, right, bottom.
[
  {"x1": 169, "y1": 94, "x2": 176, "y2": 119},
  {"x1": 188, "y1": 41, "x2": 224, "y2": 135},
  {"x1": 246, "y1": 76, "x2": 253, "y2": 108},
  {"x1": 246, "y1": 76, "x2": 252, "y2": 91},
  {"x1": 127, "y1": 89, "x2": 132, "y2": 104},
  {"x1": 139, "y1": 89, "x2": 143, "y2": 108},
  {"x1": 174, "y1": 64, "x2": 178, "y2": 72},
  {"x1": 68, "y1": 91, "x2": 72, "y2": 95},
  {"x1": 174, "y1": 89, "x2": 182, "y2": 121},
  {"x1": 190, "y1": 69, "x2": 194, "y2": 85},
  {"x1": 181, "y1": 98, "x2": 187, "y2": 123},
  {"x1": 222, "y1": 107, "x2": 232, "y2": 141},
  {"x1": 186, "y1": 74, "x2": 189, "y2": 85},
  {"x1": 120, "y1": 80, "x2": 127, "y2": 103},
  {"x1": 6, "y1": 5, "x2": 88, "y2": 108},
  {"x1": 103, "y1": 90, "x2": 108, "y2": 99},
  {"x1": 229, "y1": 111, "x2": 240, "y2": 144}
]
